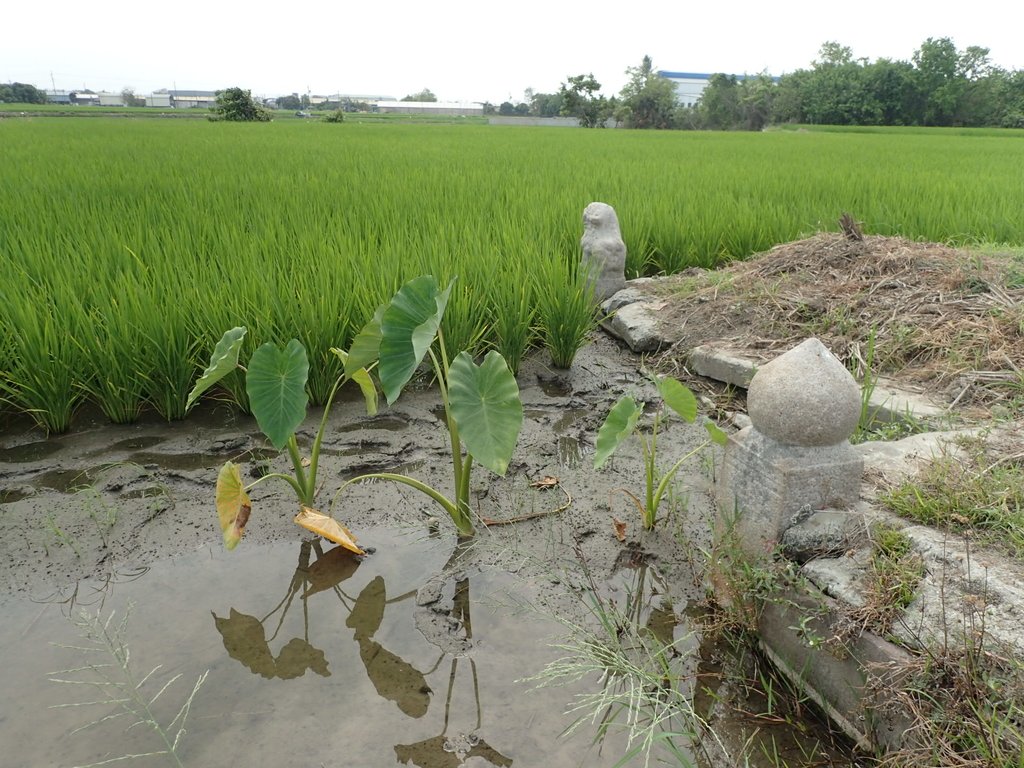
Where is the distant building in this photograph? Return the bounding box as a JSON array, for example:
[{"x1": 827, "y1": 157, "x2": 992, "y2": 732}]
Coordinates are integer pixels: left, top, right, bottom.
[
  {"x1": 658, "y1": 71, "x2": 780, "y2": 108},
  {"x1": 69, "y1": 91, "x2": 99, "y2": 106},
  {"x1": 374, "y1": 101, "x2": 483, "y2": 116},
  {"x1": 167, "y1": 90, "x2": 217, "y2": 108},
  {"x1": 46, "y1": 90, "x2": 72, "y2": 104},
  {"x1": 147, "y1": 91, "x2": 172, "y2": 108},
  {"x1": 97, "y1": 91, "x2": 125, "y2": 107},
  {"x1": 331, "y1": 94, "x2": 395, "y2": 103}
]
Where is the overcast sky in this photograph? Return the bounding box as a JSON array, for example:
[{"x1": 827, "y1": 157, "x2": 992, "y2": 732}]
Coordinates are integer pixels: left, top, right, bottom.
[{"x1": 4, "y1": 0, "x2": 1021, "y2": 102}]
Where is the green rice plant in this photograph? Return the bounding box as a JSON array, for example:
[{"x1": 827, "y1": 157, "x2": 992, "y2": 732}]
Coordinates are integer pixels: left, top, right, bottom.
[
  {"x1": 1, "y1": 279, "x2": 85, "y2": 433},
  {"x1": 139, "y1": 294, "x2": 202, "y2": 422},
  {"x1": 489, "y1": 275, "x2": 537, "y2": 376},
  {"x1": 594, "y1": 374, "x2": 728, "y2": 529},
  {"x1": 3, "y1": 120, "x2": 1024, "y2": 433},
  {"x1": 75, "y1": 294, "x2": 148, "y2": 425},
  {"x1": 335, "y1": 275, "x2": 523, "y2": 537},
  {"x1": 45, "y1": 514, "x2": 83, "y2": 558},
  {"x1": 534, "y1": 254, "x2": 600, "y2": 369},
  {"x1": 49, "y1": 604, "x2": 208, "y2": 768}
]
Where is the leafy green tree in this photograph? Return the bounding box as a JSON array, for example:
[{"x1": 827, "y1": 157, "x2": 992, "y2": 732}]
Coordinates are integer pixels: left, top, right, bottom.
[
  {"x1": 999, "y1": 69, "x2": 1024, "y2": 127},
  {"x1": 800, "y1": 42, "x2": 880, "y2": 125},
  {"x1": 212, "y1": 87, "x2": 272, "y2": 122},
  {"x1": 121, "y1": 88, "x2": 145, "y2": 107},
  {"x1": 618, "y1": 55, "x2": 678, "y2": 129},
  {"x1": 0, "y1": 82, "x2": 47, "y2": 104},
  {"x1": 498, "y1": 101, "x2": 516, "y2": 116},
  {"x1": 277, "y1": 93, "x2": 302, "y2": 110},
  {"x1": 737, "y1": 73, "x2": 776, "y2": 130},
  {"x1": 401, "y1": 88, "x2": 437, "y2": 102},
  {"x1": 697, "y1": 74, "x2": 741, "y2": 129},
  {"x1": 862, "y1": 58, "x2": 918, "y2": 125},
  {"x1": 529, "y1": 91, "x2": 563, "y2": 117},
  {"x1": 771, "y1": 69, "x2": 809, "y2": 123},
  {"x1": 913, "y1": 37, "x2": 961, "y2": 125},
  {"x1": 815, "y1": 41, "x2": 854, "y2": 67},
  {"x1": 558, "y1": 73, "x2": 612, "y2": 128}
]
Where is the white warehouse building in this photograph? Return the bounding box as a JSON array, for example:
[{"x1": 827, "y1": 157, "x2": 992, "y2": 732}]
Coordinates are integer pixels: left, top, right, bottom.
[{"x1": 658, "y1": 71, "x2": 780, "y2": 108}]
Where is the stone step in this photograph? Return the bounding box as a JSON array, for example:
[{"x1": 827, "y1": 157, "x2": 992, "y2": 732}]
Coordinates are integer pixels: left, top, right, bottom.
[{"x1": 688, "y1": 342, "x2": 948, "y2": 425}]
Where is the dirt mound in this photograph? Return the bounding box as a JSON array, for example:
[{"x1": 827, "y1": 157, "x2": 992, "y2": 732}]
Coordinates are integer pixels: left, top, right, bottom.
[{"x1": 651, "y1": 233, "x2": 1024, "y2": 412}]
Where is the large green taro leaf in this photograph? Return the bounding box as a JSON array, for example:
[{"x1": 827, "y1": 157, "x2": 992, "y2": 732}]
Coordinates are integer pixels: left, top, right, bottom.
[
  {"x1": 246, "y1": 340, "x2": 309, "y2": 450},
  {"x1": 379, "y1": 276, "x2": 454, "y2": 405},
  {"x1": 655, "y1": 376, "x2": 697, "y2": 423},
  {"x1": 344, "y1": 303, "x2": 386, "y2": 378},
  {"x1": 593, "y1": 395, "x2": 643, "y2": 469},
  {"x1": 186, "y1": 327, "x2": 247, "y2": 410},
  {"x1": 448, "y1": 350, "x2": 522, "y2": 476}
]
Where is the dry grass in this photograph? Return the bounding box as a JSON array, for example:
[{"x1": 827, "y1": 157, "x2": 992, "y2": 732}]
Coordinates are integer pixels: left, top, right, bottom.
[{"x1": 652, "y1": 233, "x2": 1024, "y2": 411}]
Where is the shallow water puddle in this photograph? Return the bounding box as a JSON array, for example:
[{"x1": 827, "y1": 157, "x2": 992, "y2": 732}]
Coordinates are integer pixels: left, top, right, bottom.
[{"x1": 0, "y1": 529, "x2": 632, "y2": 768}]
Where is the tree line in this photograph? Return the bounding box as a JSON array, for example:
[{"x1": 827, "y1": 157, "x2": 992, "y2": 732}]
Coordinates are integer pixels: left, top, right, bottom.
[{"x1": 511, "y1": 39, "x2": 1024, "y2": 130}]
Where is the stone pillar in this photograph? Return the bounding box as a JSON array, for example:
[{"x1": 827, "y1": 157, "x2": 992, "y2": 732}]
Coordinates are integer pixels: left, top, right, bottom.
[
  {"x1": 580, "y1": 202, "x2": 626, "y2": 301},
  {"x1": 716, "y1": 338, "x2": 863, "y2": 557}
]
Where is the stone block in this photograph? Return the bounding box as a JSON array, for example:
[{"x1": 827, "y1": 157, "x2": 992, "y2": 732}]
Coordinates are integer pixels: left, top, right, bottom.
[
  {"x1": 781, "y1": 510, "x2": 868, "y2": 562},
  {"x1": 688, "y1": 344, "x2": 757, "y2": 388},
  {"x1": 717, "y1": 427, "x2": 863, "y2": 557}
]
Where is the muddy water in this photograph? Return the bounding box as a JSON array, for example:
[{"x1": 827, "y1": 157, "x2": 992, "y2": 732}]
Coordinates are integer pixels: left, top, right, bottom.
[
  {"x1": 0, "y1": 337, "x2": 851, "y2": 766},
  {"x1": 0, "y1": 529, "x2": 640, "y2": 768}
]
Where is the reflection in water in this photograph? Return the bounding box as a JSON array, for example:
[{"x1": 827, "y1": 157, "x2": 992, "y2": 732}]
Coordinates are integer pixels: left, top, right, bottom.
[
  {"x1": 212, "y1": 539, "x2": 514, "y2": 767},
  {"x1": 213, "y1": 609, "x2": 329, "y2": 679},
  {"x1": 395, "y1": 545, "x2": 514, "y2": 767},
  {"x1": 212, "y1": 540, "x2": 355, "y2": 680},
  {"x1": 348, "y1": 576, "x2": 432, "y2": 718}
]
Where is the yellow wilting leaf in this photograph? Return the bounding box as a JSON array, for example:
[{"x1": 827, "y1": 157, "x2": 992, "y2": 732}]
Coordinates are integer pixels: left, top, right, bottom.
[
  {"x1": 294, "y1": 506, "x2": 365, "y2": 555},
  {"x1": 612, "y1": 517, "x2": 627, "y2": 542},
  {"x1": 216, "y1": 462, "x2": 251, "y2": 550}
]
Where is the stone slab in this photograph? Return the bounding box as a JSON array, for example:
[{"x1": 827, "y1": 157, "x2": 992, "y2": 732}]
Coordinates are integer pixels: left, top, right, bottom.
[
  {"x1": 687, "y1": 342, "x2": 948, "y2": 425},
  {"x1": 757, "y1": 587, "x2": 917, "y2": 752},
  {"x1": 781, "y1": 510, "x2": 869, "y2": 563},
  {"x1": 688, "y1": 344, "x2": 757, "y2": 388},
  {"x1": 600, "y1": 302, "x2": 664, "y2": 353}
]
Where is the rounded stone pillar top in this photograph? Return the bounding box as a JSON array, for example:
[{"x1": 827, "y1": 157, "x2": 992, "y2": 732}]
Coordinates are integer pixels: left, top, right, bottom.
[{"x1": 747, "y1": 338, "x2": 861, "y2": 447}]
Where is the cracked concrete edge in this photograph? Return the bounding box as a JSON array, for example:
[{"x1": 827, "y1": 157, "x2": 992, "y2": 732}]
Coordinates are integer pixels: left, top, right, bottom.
[{"x1": 756, "y1": 586, "x2": 917, "y2": 753}]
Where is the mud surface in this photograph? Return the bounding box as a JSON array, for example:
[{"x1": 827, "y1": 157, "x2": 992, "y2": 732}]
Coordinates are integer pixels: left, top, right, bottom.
[
  {"x1": 0, "y1": 335, "x2": 713, "y2": 601},
  {"x1": 1, "y1": 335, "x2": 758, "y2": 767}
]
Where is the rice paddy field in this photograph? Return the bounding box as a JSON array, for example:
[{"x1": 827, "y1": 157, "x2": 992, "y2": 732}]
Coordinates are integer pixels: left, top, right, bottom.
[{"x1": 2, "y1": 119, "x2": 1023, "y2": 433}]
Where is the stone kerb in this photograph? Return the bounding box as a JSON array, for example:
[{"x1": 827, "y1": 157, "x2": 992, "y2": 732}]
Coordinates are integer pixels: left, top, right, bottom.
[{"x1": 716, "y1": 338, "x2": 864, "y2": 557}]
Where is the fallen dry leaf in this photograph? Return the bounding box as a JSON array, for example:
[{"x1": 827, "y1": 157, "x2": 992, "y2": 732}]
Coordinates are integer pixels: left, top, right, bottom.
[
  {"x1": 530, "y1": 475, "x2": 560, "y2": 489},
  {"x1": 612, "y1": 517, "x2": 627, "y2": 542},
  {"x1": 294, "y1": 507, "x2": 364, "y2": 555}
]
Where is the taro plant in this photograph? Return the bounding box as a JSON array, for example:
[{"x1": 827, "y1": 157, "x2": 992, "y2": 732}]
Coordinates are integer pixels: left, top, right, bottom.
[
  {"x1": 186, "y1": 326, "x2": 377, "y2": 553},
  {"x1": 594, "y1": 374, "x2": 727, "y2": 530},
  {"x1": 334, "y1": 275, "x2": 523, "y2": 537}
]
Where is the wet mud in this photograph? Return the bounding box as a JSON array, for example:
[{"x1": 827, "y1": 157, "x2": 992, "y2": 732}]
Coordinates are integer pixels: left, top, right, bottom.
[{"x1": 0, "y1": 335, "x2": 845, "y2": 766}]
